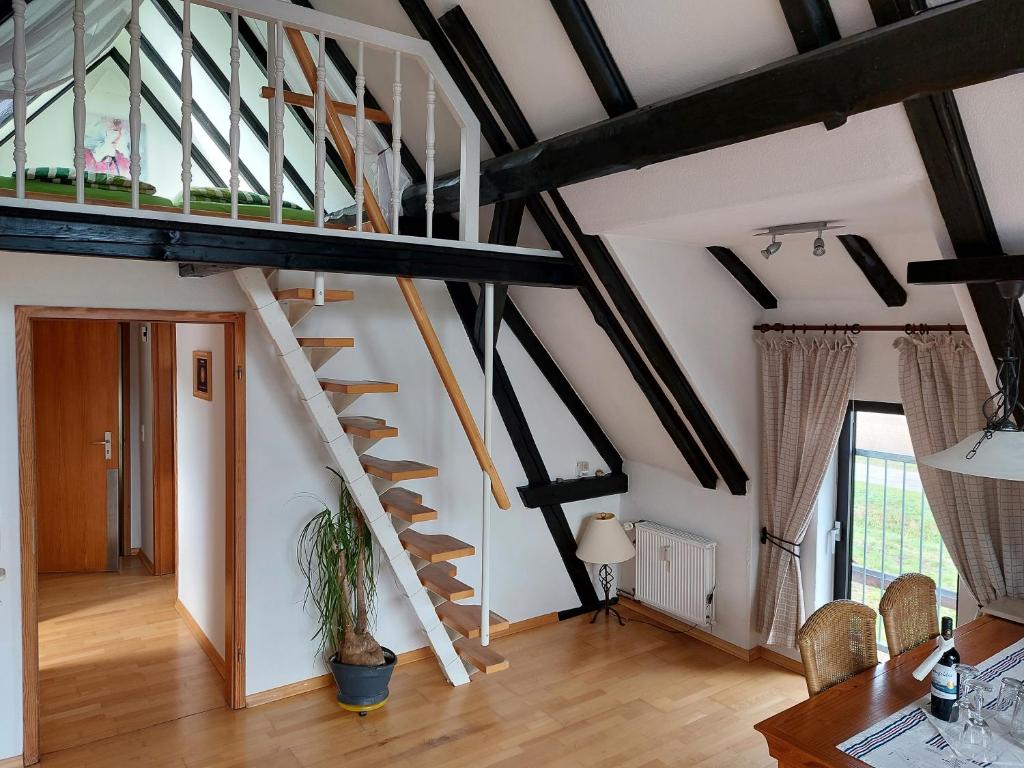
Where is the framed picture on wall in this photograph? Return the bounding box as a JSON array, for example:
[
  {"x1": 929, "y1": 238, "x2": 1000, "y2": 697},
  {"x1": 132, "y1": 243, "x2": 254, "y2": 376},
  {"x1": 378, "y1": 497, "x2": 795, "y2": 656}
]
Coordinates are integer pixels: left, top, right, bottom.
[
  {"x1": 84, "y1": 114, "x2": 145, "y2": 177},
  {"x1": 193, "y1": 350, "x2": 212, "y2": 401}
]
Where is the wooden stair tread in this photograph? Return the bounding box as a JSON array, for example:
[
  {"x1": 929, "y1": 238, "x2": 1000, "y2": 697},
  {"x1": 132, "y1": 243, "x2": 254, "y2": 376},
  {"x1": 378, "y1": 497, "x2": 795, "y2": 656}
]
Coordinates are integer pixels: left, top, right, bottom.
[
  {"x1": 437, "y1": 603, "x2": 510, "y2": 639},
  {"x1": 418, "y1": 563, "x2": 474, "y2": 601},
  {"x1": 297, "y1": 337, "x2": 355, "y2": 348},
  {"x1": 379, "y1": 487, "x2": 436, "y2": 522},
  {"x1": 274, "y1": 288, "x2": 353, "y2": 302},
  {"x1": 454, "y1": 637, "x2": 510, "y2": 674},
  {"x1": 399, "y1": 530, "x2": 474, "y2": 563},
  {"x1": 340, "y1": 416, "x2": 398, "y2": 439},
  {"x1": 361, "y1": 455, "x2": 438, "y2": 481},
  {"x1": 319, "y1": 379, "x2": 398, "y2": 395}
]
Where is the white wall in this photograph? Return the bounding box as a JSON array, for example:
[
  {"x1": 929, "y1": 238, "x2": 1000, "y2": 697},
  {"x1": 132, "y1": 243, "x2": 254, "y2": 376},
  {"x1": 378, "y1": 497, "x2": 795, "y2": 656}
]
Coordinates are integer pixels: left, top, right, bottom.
[
  {"x1": 137, "y1": 323, "x2": 155, "y2": 564},
  {"x1": 175, "y1": 324, "x2": 227, "y2": 659},
  {"x1": 0, "y1": 252, "x2": 612, "y2": 760}
]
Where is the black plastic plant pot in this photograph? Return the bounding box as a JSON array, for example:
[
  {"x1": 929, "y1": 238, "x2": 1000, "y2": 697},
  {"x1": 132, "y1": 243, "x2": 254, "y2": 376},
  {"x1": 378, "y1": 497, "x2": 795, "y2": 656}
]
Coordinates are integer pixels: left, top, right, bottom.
[{"x1": 330, "y1": 648, "x2": 397, "y2": 716}]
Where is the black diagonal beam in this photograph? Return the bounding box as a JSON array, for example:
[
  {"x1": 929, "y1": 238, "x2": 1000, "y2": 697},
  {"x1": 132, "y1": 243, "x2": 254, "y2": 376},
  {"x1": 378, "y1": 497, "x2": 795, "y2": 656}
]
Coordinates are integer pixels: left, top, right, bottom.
[
  {"x1": 448, "y1": 281, "x2": 599, "y2": 609},
  {"x1": 870, "y1": 0, "x2": 1022, "y2": 389},
  {"x1": 474, "y1": 199, "x2": 525, "y2": 347},
  {"x1": 108, "y1": 49, "x2": 226, "y2": 188},
  {"x1": 138, "y1": 35, "x2": 265, "y2": 197},
  {"x1": 548, "y1": 0, "x2": 636, "y2": 117},
  {"x1": 228, "y1": 11, "x2": 353, "y2": 196},
  {"x1": 778, "y1": 0, "x2": 841, "y2": 53},
  {"x1": 405, "y1": 0, "x2": 1024, "y2": 215},
  {"x1": 706, "y1": 246, "x2": 778, "y2": 310},
  {"x1": 908, "y1": 254, "x2": 1024, "y2": 285},
  {"x1": 838, "y1": 235, "x2": 907, "y2": 307},
  {"x1": 430, "y1": 2, "x2": 726, "y2": 489}
]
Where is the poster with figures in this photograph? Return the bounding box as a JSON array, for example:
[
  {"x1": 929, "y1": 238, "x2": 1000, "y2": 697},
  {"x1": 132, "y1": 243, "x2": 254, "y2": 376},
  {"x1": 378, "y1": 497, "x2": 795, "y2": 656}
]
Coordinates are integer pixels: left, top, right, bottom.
[{"x1": 84, "y1": 114, "x2": 144, "y2": 177}]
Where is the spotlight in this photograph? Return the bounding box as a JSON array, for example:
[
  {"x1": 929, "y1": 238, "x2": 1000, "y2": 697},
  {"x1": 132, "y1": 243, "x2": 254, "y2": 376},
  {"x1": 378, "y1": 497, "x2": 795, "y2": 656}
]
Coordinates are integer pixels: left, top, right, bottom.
[
  {"x1": 812, "y1": 229, "x2": 826, "y2": 257},
  {"x1": 761, "y1": 235, "x2": 781, "y2": 260}
]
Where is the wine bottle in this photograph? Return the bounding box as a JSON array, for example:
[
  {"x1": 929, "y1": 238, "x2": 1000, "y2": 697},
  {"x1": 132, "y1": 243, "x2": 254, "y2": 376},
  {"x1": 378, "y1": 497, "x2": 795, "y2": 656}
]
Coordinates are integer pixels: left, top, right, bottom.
[{"x1": 930, "y1": 616, "x2": 960, "y2": 721}]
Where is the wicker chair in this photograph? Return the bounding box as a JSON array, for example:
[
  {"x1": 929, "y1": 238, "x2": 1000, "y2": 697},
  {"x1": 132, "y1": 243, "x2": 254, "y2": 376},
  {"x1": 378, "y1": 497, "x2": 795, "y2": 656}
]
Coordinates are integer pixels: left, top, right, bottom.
[
  {"x1": 797, "y1": 600, "x2": 878, "y2": 697},
  {"x1": 879, "y1": 573, "x2": 940, "y2": 657}
]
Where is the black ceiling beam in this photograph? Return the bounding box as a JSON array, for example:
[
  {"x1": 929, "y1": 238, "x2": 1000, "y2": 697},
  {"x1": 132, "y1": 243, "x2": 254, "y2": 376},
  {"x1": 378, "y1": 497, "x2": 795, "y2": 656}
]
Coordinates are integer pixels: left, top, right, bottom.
[
  {"x1": 405, "y1": 0, "x2": 1024, "y2": 215},
  {"x1": 108, "y1": 49, "x2": 226, "y2": 189},
  {"x1": 778, "y1": 0, "x2": 841, "y2": 53},
  {"x1": 474, "y1": 199, "x2": 525, "y2": 347},
  {"x1": 0, "y1": 205, "x2": 582, "y2": 287},
  {"x1": 519, "y1": 472, "x2": 628, "y2": 509},
  {"x1": 837, "y1": 234, "x2": 907, "y2": 307},
  {"x1": 230, "y1": 11, "x2": 353, "y2": 196},
  {"x1": 138, "y1": 34, "x2": 265, "y2": 197},
  {"x1": 503, "y1": 300, "x2": 623, "y2": 474},
  {"x1": 431, "y1": 3, "x2": 726, "y2": 489},
  {"x1": 907, "y1": 254, "x2": 1024, "y2": 285},
  {"x1": 548, "y1": 0, "x2": 637, "y2": 117},
  {"x1": 448, "y1": 281, "x2": 599, "y2": 609},
  {"x1": 706, "y1": 246, "x2": 779, "y2": 310},
  {"x1": 870, "y1": 0, "x2": 1021, "y2": 386}
]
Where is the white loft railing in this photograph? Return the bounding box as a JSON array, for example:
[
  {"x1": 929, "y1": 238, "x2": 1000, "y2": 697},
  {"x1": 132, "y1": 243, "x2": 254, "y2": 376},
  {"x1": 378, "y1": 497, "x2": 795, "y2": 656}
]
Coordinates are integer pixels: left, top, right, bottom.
[{"x1": 5, "y1": 0, "x2": 504, "y2": 651}]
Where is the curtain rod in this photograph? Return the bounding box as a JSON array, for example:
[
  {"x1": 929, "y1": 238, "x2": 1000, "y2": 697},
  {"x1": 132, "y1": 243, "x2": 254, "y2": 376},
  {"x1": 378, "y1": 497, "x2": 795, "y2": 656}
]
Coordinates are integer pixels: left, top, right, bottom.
[{"x1": 753, "y1": 323, "x2": 968, "y2": 335}]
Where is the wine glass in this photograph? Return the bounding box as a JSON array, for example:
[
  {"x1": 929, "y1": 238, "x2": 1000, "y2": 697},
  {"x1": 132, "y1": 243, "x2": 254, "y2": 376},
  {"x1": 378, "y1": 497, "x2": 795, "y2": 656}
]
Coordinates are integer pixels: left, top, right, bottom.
[
  {"x1": 956, "y1": 665, "x2": 995, "y2": 763},
  {"x1": 991, "y1": 677, "x2": 1023, "y2": 724}
]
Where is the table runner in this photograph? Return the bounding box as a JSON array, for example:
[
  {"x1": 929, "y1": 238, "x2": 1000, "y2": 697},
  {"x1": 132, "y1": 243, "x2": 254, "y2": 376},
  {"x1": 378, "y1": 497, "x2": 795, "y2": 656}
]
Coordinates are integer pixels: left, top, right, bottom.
[{"x1": 838, "y1": 638, "x2": 1024, "y2": 766}]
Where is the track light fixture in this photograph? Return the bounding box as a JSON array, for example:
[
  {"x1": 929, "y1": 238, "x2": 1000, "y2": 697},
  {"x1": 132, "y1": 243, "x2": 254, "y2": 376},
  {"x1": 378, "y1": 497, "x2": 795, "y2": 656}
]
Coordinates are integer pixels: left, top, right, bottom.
[
  {"x1": 754, "y1": 221, "x2": 842, "y2": 261},
  {"x1": 761, "y1": 234, "x2": 781, "y2": 260}
]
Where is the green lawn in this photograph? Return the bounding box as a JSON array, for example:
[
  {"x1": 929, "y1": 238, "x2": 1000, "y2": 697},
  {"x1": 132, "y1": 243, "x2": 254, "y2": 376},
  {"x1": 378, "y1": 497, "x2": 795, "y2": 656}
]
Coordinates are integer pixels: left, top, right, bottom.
[{"x1": 848, "y1": 455, "x2": 958, "y2": 641}]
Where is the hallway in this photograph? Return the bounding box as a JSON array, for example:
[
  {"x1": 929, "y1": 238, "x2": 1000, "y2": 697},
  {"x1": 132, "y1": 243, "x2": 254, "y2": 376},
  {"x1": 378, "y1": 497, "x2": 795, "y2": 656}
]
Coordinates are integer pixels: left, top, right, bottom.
[{"x1": 38, "y1": 557, "x2": 226, "y2": 757}]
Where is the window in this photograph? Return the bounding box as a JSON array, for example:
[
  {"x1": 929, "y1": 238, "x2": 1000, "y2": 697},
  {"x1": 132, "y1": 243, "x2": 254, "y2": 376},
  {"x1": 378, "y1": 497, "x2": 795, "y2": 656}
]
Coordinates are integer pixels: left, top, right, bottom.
[{"x1": 834, "y1": 401, "x2": 957, "y2": 651}]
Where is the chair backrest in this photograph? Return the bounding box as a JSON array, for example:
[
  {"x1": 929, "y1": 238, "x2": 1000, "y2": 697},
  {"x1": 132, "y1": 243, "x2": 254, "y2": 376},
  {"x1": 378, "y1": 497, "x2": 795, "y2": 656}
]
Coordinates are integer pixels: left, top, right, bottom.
[
  {"x1": 879, "y1": 573, "x2": 940, "y2": 657},
  {"x1": 797, "y1": 600, "x2": 878, "y2": 697}
]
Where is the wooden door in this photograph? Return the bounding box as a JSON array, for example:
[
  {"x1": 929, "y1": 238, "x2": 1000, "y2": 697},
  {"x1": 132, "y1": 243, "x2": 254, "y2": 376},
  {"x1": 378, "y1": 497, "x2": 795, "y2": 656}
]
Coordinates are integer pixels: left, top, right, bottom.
[{"x1": 33, "y1": 319, "x2": 121, "y2": 573}]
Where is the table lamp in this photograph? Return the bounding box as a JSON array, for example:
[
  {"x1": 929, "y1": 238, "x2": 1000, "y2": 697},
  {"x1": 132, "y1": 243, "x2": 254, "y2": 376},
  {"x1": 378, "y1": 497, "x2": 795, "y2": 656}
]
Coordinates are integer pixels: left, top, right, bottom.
[{"x1": 576, "y1": 512, "x2": 636, "y2": 625}]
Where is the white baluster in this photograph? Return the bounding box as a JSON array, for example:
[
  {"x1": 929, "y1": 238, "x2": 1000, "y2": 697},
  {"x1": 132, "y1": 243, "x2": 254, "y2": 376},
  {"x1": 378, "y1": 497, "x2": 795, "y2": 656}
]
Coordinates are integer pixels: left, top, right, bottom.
[
  {"x1": 354, "y1": 42, "x2": 365, "y2": 232},
  {"x1": 313, "y1": 32, "x2": 327, "y2": 306},
  {"x1": 72, "y1": 0, "x2": 86, "y2": 204},
  {"x1": 271, "y1": 21, "x2": 285, "y2": 225},
  {"x1": 228, "y1": 10, "x2": 240, "y2": 219},
  {"x1": 425, "y1": 73, "x2": 435, "y2": 239},
  {"x1": 390, "y1": 51, "x2": 402, "y2": 234},
  {"x1": 12, "y1": 0, "x2": 27, "y2": 198},
  {"x1": 180, "y1": 0, "x2": 193, "y2": 215},
  {"x1": 128, "y1": 0, "x2": 142, "y2": 208},
  {"x1": 266, "y1": 22, "x2": 276, "y2": 216}
]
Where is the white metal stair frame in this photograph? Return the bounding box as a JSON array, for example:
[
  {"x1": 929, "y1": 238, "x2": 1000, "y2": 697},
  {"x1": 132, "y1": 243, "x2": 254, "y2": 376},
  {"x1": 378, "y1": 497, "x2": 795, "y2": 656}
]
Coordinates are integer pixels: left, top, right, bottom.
[{"x1": 235, "y1": 267, "x2": 472, "y2": 686}]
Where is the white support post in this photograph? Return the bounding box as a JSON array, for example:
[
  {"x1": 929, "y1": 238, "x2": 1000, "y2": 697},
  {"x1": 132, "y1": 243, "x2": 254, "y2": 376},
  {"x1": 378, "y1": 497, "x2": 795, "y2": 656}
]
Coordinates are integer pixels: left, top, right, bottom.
[
  {"x1": 12, "y1": 0, "x2": 26, "y2": 198},
  {"x1": 72, "y1": 0, "x2": 86, "y2": 204},
  {"x1": 271, "y1": 20, "x2": 285, "y2": 225},
  {"x1": 480, "y1": 282, "x2": 494, "y2": 646},
  {"x1": 425, "y1": 73, "x2": 436, "y2": 239},
  {"x1": 128, "y1": 0, "x2": 142, "y2": 209},
  {"x1": 313, "y1": 31, "x2": 327, "y2": 305},
  {"x1": 458, "y1": 123, "x2": 480, "y2": 243},
  {"x1": 390, "y1": 51, "x2": 402, "y2": 234},
  {"x1": 354, "y1": 42, "x2": 365, "y2": 232},
  {"x1": 228, "y1": 10, "x2": 241, "y2": 219},
  {"x1": 180, "y1": 0, "x2": 193, "y2": 215}
]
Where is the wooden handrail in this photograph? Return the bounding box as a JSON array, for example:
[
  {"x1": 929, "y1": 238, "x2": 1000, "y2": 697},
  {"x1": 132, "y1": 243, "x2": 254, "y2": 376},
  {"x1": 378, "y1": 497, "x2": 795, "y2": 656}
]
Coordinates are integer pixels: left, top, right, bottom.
[
  {"x1": 285, "y1": 27, "x2": 511, "y2": 511},
  {"x1": 259, "y1": 86, "x2": 391, "y2": 124}
]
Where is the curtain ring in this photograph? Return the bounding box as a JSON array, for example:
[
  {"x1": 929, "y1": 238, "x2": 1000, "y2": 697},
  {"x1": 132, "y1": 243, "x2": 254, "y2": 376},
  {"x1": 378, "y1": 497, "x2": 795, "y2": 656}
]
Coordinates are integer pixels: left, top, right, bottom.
[
  {"x1": 947, "y1": 324, "x2": 953, "y2": 336},
  {"x1": 851, "y1": 323, "x2": 861, "y2": 335},
  {"x1": 904, "y1": 323, "x2": 913, "y2": 336}
]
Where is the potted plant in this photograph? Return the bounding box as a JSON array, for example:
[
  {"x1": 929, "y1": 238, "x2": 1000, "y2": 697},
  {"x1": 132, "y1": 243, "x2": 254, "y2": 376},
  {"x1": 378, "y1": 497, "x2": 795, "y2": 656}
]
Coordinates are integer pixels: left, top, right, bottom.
[{"x1": 298, "y1": 468, "x2": 396, "y2": 715}]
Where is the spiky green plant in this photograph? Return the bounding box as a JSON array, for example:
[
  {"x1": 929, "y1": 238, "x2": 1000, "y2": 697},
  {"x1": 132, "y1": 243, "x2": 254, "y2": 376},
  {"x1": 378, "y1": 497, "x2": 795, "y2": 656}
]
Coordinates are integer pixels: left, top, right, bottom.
[{"x1": 297, "y1": 468, "x2": 384, "y2": 666}]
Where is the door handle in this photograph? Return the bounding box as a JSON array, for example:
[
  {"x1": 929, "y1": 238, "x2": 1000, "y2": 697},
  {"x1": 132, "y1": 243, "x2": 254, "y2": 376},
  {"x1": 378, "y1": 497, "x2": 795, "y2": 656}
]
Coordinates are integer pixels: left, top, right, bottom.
[{"x1": 91, "y1": 431, "x2": 112, "y2": 460}]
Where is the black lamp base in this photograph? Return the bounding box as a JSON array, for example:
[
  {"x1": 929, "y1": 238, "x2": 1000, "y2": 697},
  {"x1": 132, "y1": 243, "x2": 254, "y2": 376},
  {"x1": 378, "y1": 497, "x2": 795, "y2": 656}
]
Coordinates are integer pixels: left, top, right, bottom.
[{"x1": 589, "y1": 563, "x2": 625, "y2": 626}]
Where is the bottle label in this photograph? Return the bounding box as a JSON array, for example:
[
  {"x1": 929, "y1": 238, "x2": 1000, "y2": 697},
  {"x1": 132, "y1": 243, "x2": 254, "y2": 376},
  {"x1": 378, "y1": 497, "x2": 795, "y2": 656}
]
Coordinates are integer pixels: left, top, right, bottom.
[{"x1": 932, "y1": 664, "x2": 957, "y2": 700}]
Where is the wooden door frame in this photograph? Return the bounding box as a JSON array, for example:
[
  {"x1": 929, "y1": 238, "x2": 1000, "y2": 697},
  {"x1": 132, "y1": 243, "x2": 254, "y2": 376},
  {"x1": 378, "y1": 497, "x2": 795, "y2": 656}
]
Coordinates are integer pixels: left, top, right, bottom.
[{"x1": 16, "y1": 306, "x2": 247, "y2": 766}]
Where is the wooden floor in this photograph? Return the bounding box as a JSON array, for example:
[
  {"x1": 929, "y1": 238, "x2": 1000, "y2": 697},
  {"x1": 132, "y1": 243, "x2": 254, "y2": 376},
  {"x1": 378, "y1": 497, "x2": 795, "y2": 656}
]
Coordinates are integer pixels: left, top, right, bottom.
[
  {"x1": 35, "y1": 590, "x2": 807, "y2": 768},
  {"x1": 38, "y1": 556, "x2": 226, "y2": 757}
]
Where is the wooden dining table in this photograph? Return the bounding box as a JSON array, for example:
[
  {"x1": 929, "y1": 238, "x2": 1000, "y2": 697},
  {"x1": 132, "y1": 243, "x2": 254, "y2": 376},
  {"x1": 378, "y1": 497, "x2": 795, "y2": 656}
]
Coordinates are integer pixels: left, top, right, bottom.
[{"x1": 754, "y1": 614, "x2": 1024, "y2": 767}]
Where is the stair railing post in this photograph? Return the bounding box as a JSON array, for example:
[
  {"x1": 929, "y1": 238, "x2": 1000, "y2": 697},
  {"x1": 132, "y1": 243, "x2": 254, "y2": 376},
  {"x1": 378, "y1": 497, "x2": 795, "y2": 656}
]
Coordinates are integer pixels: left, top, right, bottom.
[
  {"x1": 12, "y1": 0, "x2": 26, "y2": 198},
  {"x1": 72, "y1": 0, "x2": 86, "y2": 204},
  {"x1": 128, "y1": 0, "x2": 142, "y2": 209},
  {"x1": 481, "y1": 282, "x2": 494, "y2": 646}
]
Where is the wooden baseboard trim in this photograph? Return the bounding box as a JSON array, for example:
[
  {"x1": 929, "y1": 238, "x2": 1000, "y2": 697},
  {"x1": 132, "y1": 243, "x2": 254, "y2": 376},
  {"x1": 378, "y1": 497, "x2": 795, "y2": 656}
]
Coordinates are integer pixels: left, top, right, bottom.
[
  {"x1": 617, "y1": 597, "x2": 758, "y2": 662},
  {"x1": 0, "y1": 755, "x2": 24, "y2": 768},
  {"x1": 245, "y1": 610, "x2": 560, "y2": 708},
  {"x1": 174, "y1": 599, "x2": 227, "y2": 680},
  {"x1": 129, "y1": 547, "x2": 140, "y2": 556},
  {"x1": 755, "y1": 645, "x2": 805, "y2": 675},
  {"x1": 137, "y1": 549, "x2": 154, "y2": 574}
]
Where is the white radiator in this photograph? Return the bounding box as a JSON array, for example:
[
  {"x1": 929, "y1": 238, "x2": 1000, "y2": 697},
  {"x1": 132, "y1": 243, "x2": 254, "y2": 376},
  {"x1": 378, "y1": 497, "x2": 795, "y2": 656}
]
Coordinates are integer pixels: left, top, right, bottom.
[{"x1": 633, "y1": 522, "x2": 716, "y2": 626}]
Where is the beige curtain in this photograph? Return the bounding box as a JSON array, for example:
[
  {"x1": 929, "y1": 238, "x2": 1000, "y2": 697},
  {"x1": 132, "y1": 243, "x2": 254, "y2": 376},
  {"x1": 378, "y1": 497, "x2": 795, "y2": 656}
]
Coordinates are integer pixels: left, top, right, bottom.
[
  {"x1": 895, "y1": 335, "x2": 1024, "y2": 606},
  {"x1": 756, "y1": 334, "x2": 857, "y2": 646}
]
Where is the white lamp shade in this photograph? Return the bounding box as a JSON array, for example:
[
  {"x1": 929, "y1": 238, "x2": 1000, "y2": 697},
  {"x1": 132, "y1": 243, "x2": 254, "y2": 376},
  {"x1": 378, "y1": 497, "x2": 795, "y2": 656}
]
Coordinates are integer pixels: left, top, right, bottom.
[
  {"x1": 920, "y1": 429, "x2": 1024, "y2": 481},
  {"x1": 576, "y1": 513, "x2": 636, "y2": 565}
]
